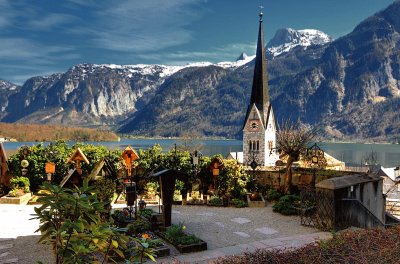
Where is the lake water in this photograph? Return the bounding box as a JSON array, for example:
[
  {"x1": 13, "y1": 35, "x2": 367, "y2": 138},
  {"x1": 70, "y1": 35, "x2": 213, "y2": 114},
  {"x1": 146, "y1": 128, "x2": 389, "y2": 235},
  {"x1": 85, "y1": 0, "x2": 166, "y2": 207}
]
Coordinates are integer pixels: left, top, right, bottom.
[{"x1": 3, "y1": 139, "x2": 400, "y2": 168}]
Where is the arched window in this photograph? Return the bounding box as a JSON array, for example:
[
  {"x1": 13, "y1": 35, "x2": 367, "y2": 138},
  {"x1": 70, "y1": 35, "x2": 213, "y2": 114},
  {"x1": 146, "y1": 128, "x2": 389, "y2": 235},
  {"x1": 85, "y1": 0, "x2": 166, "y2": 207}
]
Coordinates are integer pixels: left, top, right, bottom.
[
  {"x1": 249, "y1": 141, "x2": 252, "y2": 151},
  {"x1": 256, "y1": 141, "x2": 260, "y2": 151}
]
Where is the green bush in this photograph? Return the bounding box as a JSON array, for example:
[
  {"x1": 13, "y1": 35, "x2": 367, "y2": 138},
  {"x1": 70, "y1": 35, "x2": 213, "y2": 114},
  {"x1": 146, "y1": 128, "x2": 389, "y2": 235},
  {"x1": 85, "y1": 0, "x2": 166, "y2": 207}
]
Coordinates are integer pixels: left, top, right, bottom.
[
  {"x1": 173, "y1": 234, "x2": 201, "y2": 245},
  {"x1": 209, "y1": 196, "x2": 223, "y2": 206},
  {"x1": 273, "y1": 195, "x2": 300, "y2": 215},
  {"x1": 138, "y1": 208, "x2": 154, "y2": 220},
  {"x1": 9, "y1": 176, "x2": 30, "y2": 194},
  {"x1": 32, "y1": 180, "x2": 130, "y2": 263},
  {"x1": 164, "y1": 223, "x2": 201, "y2": 245},
  {"x1": 231, "y1": 198, "x2": 247, "y2": 208},
  {"x1": 267, "y1": 188, "x2": 282, "y2": 201},
  {"x1": 127, "y1": 218, "x2": 151, "y2": 235}
]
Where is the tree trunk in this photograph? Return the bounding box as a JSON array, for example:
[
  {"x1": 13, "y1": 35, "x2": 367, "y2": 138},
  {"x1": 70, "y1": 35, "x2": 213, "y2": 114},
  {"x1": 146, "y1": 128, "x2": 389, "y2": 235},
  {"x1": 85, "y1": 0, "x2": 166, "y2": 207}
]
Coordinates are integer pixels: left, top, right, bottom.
[{"x1": 284, "y1": 156, "x2": 294, "y2": 194}]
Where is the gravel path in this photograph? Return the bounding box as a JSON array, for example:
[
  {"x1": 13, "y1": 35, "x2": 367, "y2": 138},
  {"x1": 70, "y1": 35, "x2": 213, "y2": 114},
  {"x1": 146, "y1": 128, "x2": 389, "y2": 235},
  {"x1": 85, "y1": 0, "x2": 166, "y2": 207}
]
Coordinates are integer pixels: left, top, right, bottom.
[{"x1": 167, "y1": 204, "x2": 319, "y2": 250}]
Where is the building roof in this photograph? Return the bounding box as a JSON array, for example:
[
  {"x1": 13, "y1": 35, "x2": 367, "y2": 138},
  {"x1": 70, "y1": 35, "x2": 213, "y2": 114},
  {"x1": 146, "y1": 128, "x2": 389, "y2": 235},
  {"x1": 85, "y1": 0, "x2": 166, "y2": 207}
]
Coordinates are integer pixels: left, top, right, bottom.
[
  {"x1": 67, "y1": 148, "x2": 89, "y2": 164},
  {"x1": 316, "y1": 174, "x2": 381, "y2": 190},
  {"x1": 226, "y1": 152, "x2": 243, "y2": 164},
  {"x1": 59, "y1": 168, "x2": 77, "y2": 187},
  {"x1": 373, "y1": 166, "x2": 399, "y2": 181}
]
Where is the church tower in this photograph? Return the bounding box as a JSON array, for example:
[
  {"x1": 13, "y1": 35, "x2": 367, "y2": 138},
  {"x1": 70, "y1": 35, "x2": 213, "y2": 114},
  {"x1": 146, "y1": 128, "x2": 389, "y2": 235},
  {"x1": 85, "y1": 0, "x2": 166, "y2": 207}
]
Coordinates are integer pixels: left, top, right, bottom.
[{"x1": 243, "y1": 9, "x2": 278, "y2": 167}]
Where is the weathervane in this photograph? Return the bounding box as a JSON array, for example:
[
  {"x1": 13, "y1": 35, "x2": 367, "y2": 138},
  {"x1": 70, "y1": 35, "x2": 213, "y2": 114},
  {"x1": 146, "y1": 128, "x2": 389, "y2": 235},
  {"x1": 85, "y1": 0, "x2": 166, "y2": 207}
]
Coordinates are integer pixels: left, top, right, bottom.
[{"x1": 259, "y1": 4, "x2": 264, "y2": 20}]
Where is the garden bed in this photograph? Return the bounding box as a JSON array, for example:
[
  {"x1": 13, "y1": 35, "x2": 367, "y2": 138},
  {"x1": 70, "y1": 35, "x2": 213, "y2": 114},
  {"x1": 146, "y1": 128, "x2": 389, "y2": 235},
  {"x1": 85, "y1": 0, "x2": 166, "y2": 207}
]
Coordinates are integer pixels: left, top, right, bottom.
[
  {"x1": 246, "y1": 194, "x2": 266, "y2": 207},
  {"x1": 0, "y1": 192, "x2": 32, "y2": 204},
  {"x1": 157, "y1": 231, "x2": 207, "y2": 253}
]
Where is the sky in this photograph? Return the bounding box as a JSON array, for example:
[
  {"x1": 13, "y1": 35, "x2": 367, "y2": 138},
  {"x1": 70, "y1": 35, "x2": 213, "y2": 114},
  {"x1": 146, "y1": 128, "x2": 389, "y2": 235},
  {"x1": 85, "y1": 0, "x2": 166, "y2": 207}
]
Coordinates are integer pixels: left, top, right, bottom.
[{"x1": 0, "y1": 0, "x2": 396, "y2": 84}]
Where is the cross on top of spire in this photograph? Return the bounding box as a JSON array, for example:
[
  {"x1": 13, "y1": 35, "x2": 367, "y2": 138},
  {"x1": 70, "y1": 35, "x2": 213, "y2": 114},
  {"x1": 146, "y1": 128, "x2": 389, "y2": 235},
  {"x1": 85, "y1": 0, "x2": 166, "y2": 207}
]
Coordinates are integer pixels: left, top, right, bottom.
[{"x1": 259, "y1": 5, "x2": 264, "y2": 21}]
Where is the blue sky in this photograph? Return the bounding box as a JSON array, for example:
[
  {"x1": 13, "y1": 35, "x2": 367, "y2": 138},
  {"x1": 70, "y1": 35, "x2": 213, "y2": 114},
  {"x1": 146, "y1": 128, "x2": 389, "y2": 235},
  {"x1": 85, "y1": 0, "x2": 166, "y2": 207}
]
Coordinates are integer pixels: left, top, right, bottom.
[{"x1": 0, "y1": 0, "x2": 395, "y2": 84}]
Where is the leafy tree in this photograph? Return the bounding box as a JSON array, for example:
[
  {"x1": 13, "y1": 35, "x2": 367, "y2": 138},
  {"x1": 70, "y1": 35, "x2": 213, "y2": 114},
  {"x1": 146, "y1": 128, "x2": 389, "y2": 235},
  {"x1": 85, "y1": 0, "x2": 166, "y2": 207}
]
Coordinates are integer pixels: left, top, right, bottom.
[{"x1": 276, "y1": 120, "x2": 318, "y2": 193}]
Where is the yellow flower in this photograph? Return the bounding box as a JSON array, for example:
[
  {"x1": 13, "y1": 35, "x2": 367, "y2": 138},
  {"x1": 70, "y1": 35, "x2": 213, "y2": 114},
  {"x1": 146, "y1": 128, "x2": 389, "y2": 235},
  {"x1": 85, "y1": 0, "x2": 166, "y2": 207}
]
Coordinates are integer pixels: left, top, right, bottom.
[
  {"x1": 182, "y1": 225, "x2": 186, "y2": 230},
  {"x1": 142, "y1": 233, "x2": 150, "y2": 239}
]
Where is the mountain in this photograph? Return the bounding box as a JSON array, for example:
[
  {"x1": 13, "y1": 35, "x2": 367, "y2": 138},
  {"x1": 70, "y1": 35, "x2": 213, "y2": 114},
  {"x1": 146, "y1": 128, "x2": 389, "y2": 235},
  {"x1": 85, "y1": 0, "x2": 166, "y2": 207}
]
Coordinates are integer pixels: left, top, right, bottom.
[
  {"x1": 2, "y1": 1, "x2": 400, "y2": 141},
  {"x1": 272, "y1": 0, "x2": 400, "y2": 140},
  {"x1": 1, "y1": 57, "x2": 253, "y2": 129},
  {"x1": 267, "y1": 28, "x2": 333, "y2": 57},
  {"x1": 0, "y1": 79, "x2": 20, "y2": 119}
]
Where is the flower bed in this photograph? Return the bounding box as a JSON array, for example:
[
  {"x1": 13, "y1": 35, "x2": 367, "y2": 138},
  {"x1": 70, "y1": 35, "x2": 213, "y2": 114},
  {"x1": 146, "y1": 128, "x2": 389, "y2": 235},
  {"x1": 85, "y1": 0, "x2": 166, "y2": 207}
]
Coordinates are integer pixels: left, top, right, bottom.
[{"x1": 157, "y1": 224, "x2": 207, "y2": 253}]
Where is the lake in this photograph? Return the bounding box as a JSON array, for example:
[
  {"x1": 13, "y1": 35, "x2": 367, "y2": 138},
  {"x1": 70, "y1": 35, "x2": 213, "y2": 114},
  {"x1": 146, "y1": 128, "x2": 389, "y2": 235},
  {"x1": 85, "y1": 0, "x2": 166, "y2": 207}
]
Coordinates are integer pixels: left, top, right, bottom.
[{"x1": 3, "y1": 139, "x2": 400, "y2": 168}]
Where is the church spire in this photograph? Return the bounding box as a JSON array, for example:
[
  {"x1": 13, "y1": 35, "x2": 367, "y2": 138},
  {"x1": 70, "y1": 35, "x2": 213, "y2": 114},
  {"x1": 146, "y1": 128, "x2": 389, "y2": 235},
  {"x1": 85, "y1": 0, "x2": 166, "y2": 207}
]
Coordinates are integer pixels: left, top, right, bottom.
[{"x1": 249, "y1": 7, "x2": 269, "y2": 124}]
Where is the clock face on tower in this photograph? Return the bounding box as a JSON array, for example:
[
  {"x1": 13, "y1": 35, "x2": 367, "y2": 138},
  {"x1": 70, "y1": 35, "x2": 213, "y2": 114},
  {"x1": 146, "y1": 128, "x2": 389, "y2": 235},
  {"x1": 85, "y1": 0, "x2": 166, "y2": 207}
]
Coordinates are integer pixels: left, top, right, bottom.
[{"x1": 249, "y1": 121, "x2": 259, "y2": 131}]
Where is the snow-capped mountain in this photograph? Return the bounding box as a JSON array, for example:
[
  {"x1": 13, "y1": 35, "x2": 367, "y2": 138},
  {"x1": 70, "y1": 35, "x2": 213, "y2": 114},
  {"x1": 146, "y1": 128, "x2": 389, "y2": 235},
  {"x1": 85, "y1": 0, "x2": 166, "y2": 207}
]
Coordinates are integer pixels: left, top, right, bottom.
[
  {"x1": 0, "y1": 79, "x2": 18, "y2": 91},
  {"x1": 267, "y1": 28, "x2": 333, "y2": 57},
  {"x1": 0, "y1": 79, "x2": 20, "y2": 116}
]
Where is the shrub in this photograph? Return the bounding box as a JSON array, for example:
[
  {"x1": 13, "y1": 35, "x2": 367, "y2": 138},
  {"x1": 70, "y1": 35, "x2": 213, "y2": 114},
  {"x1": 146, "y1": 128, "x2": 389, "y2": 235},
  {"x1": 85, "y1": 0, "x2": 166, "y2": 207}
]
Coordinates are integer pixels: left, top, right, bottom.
[
  {"x1": 214, "y1": 226, "x2": 400, "y2": 264},
  {"x1": 231, "y1": 198, "x2": 247, "y2": 208},
  {"x1": 138, "y1": 208, "x2": 154, "y2": 220},
  {"x1": 272, "y1": 195, "x2": 300, "y2": 215},
  {"x1": 164, "y1": 223, "x2": 201, "y2": 245},
  {"x1": 32, "y1": 180, "x2": 130, "y2": 263},
  {"x1": 267, "y1": 188, "x2": 282, "y2": 201},
  {"x1": 209, "y1": 196, "x2": 223, "y2": 206},
  {"x1": 9, "y1": 176, "x2": 30, "y2": 196},
  {"x1": 127, "y1": 218, "x2": 151, "y2": 235}
]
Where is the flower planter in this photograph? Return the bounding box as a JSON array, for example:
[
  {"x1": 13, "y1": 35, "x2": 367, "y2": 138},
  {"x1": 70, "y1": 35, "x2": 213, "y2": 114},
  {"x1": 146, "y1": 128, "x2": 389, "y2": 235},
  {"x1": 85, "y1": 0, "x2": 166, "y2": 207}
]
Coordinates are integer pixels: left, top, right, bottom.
[
  {"x1": 175, "y1": 239, "x2": 207, "y2": 253},
  {"x1": 246, "y1": 194, "x2": 266, "y2": 207},
  {"x1": 153, "y1": 245, "x2": 170, "y2": 257},
  {"x1": 156, "y1": 231, "x2": 207, "y2": 253},
  {"x1": 0, "y1": 192, "x2": 32, "y2": 205}
]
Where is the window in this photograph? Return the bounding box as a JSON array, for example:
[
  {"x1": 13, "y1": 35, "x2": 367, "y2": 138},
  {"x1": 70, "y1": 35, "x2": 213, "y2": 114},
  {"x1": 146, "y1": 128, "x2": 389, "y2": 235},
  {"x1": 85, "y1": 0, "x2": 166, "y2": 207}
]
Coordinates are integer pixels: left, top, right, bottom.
[
  {"x1": 249, "y1": 141, "x2": 252, "y2": 151},
  {"x1": 256, "y1": 141, "x2": 259, "y2": 151},
  {"x1": 268, "y1": 141, "x2": 273, "y2": 150}
]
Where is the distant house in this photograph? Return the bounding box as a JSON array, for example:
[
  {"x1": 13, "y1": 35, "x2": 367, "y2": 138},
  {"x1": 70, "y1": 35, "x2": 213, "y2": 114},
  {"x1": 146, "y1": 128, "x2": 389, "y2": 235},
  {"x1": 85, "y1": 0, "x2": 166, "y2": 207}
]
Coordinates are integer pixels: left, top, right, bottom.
[
  {"x1": 372, "y1": 165, "x2": 400, "y2": 218},
  {"x1": 0, "y1": 136, "x2": 6, "y2": 142}
]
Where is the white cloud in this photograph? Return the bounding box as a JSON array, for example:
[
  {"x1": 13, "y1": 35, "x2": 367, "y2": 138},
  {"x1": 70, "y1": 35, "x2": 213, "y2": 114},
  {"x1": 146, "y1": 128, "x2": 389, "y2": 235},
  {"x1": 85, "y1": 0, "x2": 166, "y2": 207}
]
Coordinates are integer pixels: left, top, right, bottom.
[
  {"x1": 136, "y1": 42, "x2": 256, "y2": 64},
  {"x1": 88, "y1": 0, "x2": 205, "y2": 52}
]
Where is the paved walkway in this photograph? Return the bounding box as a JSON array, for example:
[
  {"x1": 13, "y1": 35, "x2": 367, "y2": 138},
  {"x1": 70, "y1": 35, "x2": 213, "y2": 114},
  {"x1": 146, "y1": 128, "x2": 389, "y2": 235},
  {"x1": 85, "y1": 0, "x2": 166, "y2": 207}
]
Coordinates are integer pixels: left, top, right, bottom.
[{"x1": 0, "y1": 204, "x2": 332, "y2": 263}]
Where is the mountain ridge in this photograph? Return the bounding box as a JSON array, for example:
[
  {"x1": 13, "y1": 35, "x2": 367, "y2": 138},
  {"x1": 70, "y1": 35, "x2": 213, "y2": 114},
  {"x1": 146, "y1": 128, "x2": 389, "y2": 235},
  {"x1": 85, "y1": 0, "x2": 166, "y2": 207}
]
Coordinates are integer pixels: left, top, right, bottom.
[{"x1": 1, "y1": 1, "x2": 400, "y2": 141}]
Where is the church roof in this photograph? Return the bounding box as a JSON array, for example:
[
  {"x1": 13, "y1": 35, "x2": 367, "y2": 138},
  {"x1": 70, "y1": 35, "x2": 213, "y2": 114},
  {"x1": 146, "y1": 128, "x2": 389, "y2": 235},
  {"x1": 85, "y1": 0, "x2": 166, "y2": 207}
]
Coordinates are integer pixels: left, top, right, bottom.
[{"x1": 244, "y1": 11, "x2": 271, "y2": 128}]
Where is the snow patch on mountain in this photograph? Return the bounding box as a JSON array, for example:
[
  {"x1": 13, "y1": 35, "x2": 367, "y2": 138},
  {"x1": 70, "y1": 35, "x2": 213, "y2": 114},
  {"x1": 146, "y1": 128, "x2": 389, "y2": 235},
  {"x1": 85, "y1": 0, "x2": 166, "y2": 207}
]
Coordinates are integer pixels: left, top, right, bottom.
[
  {"x1": 267, "y1": 28, "x2": 333, "y2": 57},
  {"x1": 0, "y1": 79, "x2": 18, "y2": 90}
]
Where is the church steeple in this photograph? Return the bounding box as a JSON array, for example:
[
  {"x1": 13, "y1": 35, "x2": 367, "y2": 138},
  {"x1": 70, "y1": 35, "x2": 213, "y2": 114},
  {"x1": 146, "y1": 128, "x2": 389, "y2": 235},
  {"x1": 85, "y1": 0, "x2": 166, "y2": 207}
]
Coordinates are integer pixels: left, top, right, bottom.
[
  {"x1": 249, "y1": 9, "x2": 269, "y2": 124},
  {"x1": 242, "y1": 8, "x2": 278, "y2": 167}
]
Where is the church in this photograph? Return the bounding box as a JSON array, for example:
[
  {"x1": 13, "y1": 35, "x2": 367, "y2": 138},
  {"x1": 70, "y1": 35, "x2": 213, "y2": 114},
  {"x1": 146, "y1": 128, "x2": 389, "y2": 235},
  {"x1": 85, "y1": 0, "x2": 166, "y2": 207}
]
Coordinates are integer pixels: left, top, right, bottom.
[{"x1": 242, "y1": 10, "x2": 278, "y2": 168}]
